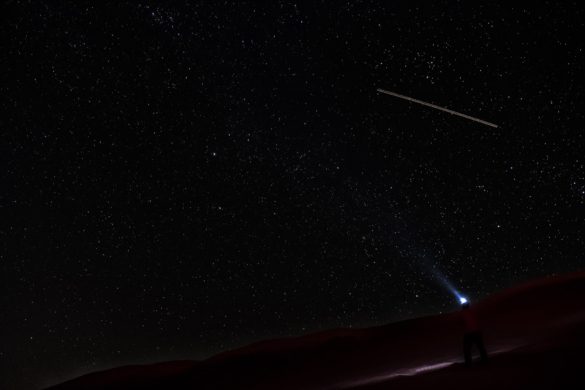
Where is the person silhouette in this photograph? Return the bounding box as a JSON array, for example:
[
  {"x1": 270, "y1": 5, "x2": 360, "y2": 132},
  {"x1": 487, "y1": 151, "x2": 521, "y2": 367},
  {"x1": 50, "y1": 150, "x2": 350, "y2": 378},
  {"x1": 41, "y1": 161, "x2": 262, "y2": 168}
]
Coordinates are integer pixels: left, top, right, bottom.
[{"x1": 461, "y1": 300, "x2": 488, "y2": 366}]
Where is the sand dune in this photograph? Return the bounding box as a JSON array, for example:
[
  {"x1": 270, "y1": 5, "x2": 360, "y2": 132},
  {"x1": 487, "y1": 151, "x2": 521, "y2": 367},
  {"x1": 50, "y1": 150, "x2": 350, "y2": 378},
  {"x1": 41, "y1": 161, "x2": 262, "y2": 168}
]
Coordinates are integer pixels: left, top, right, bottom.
[{"x1": 46, "y1": 271, "x2": 585, "y2": 389}]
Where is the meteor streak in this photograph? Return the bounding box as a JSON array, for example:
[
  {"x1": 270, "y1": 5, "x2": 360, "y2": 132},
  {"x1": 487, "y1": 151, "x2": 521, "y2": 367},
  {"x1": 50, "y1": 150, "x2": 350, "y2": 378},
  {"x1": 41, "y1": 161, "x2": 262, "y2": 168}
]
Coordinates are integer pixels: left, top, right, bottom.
[{"x1": 377, "y1": 88, "x2": 499, "y2": 128}]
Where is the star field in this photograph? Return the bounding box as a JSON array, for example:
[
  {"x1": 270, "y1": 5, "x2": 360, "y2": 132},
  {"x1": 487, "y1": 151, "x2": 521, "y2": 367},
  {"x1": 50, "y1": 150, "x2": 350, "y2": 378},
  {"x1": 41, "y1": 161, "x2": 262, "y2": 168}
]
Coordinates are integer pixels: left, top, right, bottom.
[{"x1": 1, "y1": 1, "x2": 584, "y2": 389}]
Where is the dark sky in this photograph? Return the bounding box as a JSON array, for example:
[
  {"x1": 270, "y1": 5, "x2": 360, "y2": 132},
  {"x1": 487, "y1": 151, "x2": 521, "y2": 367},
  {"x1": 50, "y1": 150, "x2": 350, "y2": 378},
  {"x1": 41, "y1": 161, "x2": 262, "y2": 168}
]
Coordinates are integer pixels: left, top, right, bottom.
[{"x1": 2, "y1": 1, "x2": 584, "y2": 388}]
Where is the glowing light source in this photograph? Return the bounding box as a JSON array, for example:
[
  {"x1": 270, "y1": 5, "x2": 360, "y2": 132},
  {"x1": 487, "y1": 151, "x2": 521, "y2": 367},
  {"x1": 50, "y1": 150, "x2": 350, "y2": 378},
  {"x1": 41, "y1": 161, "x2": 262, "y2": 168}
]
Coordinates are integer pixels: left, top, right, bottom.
[{"x1": 459, "y1": 297, "x2": 468, "y2": 304}]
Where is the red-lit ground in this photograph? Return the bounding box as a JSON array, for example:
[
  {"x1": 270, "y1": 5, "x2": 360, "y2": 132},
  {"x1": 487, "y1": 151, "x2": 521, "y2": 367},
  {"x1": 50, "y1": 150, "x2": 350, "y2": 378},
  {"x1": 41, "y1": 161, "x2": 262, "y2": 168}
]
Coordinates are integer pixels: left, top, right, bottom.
[{"x1": 46, "y1": 271, "x2": 585, "y2": 389}]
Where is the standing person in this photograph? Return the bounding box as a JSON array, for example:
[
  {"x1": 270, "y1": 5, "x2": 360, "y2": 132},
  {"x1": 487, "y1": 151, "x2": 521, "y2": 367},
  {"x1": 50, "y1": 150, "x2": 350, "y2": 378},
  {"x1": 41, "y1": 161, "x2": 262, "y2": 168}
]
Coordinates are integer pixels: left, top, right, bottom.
[{"x1": 461, "y1": 300, "x2": 488, "y2": 366}]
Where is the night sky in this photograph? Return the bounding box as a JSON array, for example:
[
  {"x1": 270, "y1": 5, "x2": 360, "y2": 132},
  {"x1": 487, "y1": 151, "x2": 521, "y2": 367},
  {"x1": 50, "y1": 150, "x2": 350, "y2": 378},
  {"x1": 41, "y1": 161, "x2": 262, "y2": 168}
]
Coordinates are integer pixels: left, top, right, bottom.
[{"x1": 2, "y1": 1, "x2": 584, "y2": 388}]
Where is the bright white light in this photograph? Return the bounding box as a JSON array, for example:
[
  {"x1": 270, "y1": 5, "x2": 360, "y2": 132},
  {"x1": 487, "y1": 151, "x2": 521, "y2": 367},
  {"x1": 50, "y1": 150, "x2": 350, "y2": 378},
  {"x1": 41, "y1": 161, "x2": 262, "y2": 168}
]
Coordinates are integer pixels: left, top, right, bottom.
[{"x1": 459, "y1": 297, "x2": 468, "y2": 304}]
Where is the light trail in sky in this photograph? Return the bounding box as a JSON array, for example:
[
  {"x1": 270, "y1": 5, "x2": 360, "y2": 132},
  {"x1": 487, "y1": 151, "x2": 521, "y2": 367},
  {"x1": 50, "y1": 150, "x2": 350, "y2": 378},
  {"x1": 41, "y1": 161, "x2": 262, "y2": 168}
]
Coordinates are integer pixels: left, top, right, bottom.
[{"x1": 377, "y1": 88, "x2": 499, "y2": 128}]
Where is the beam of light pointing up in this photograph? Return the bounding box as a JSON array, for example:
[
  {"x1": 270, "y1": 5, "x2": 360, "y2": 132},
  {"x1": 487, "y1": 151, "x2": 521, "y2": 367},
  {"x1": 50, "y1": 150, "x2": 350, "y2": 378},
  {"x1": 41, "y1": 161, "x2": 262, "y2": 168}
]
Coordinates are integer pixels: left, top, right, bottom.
[
  {"x1": 430, "y1": 266, "x2": 467, "y2": 304},
  {"x1": 376, "y1": 88, "x2": 499, "y2": 128},
  {"x1": 404, "y1": 246, "x2": 467, "y2": 305}
]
